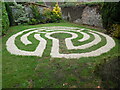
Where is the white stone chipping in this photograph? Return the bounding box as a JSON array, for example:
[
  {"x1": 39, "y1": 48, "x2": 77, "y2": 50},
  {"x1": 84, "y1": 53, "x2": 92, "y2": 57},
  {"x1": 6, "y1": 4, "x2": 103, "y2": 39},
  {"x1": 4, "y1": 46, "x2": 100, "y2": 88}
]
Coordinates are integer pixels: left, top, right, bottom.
[
  {"x1": 6, "y1": 29, "x2": 46, "y2": 57},
  {"x1": 65, "y1": 32, "x2": 101, "y2": 49},
  {"x1": 21, "y1": 30, "x2": 38, "y2": 45},
  {"x1": 78, "y1": 32, "x2": 90, "y2": 42},
  {"x1": 6, "y1": 26, "x2": 116, "y2": 58}
]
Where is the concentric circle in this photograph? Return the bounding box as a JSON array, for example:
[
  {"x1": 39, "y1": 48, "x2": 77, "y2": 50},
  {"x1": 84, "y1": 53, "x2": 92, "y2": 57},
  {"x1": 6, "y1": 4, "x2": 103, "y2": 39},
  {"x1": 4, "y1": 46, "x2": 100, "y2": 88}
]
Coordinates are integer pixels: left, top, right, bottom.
[{"x1": 6, "y1": 26, "x2": 116, "y2": 58}]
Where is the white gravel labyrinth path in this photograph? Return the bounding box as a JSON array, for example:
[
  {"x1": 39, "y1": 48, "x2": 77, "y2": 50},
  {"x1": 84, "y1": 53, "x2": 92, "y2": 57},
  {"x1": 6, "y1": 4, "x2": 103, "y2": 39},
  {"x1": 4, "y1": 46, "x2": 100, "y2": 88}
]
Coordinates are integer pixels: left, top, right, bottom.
[{"x1": 6, "y1": 26, "x2": 116, "y2": 59}]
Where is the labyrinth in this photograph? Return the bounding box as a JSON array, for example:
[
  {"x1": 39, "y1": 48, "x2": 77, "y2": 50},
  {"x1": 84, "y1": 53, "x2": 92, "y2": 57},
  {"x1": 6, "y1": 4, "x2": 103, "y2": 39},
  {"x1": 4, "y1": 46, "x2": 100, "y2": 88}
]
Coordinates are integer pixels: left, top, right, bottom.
[{"x1": 6, "y1": 26, "x2": 116, "y2": 59}]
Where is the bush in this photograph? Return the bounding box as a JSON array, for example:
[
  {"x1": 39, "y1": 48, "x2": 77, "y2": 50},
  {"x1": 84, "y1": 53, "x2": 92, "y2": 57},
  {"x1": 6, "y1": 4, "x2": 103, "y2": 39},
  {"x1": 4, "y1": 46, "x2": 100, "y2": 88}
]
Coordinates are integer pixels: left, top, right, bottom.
[
  {"x1": 112, "y1": 24, "x2": 120, "y2": 39},
  {"x1": 43, "y1": 8, "x2": 53, "y2": 23},
  {"x1": 28, "y1": 18, "x2": 38, "y2": 25},
  {"x1": 101, "y1": 2, "x2": 120, "y2": 29},
  {"x1": 2, "y1": 2, "x2": 10, "y2": 35},
  {"x1": 51, "y1": 3, "x2": 62, "y2": 22},
  {"x1": 15, "y1": 16, "x2": 29, "y2": 25},
  {"x1": 30, "y1": 5, "x2": 44, "y2": 23},
  {"x1": 10, "y1": 3, "x2": 29, "y2": 25},
  {"x1": 5, "y1": 2, "x2": 14, "y2": 26},
  {"x1": 43, "y1": 3, "x2": 62, "y2": 23},
  {"x1": 12, "y1": 4, "x2": 24, "y2": 20}
]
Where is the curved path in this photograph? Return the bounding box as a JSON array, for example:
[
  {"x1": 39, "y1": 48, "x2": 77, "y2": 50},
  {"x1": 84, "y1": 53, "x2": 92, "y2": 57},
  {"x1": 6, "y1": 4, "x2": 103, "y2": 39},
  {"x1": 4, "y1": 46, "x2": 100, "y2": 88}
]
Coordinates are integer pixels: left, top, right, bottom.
[{"x1": 6, "y1": 26, "x2": 116, "y2": 58}]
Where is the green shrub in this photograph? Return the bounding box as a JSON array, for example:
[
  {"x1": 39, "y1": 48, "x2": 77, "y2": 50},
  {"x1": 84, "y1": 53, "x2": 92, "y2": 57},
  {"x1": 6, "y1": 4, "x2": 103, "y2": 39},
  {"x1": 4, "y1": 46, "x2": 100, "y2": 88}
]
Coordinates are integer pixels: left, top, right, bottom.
[
  {"x1": 43, "y1": 3, "x2": 62, "y2": 23},
  {"x1": 27, "y1": 3, "x2": 62, "y2": 24},
  {"x1": 112, "y1": 24, "x2": 120, "y2": 39},
  {"x1": 2, "y1": 2, "x2": 10, "y2": 35},
  {"x1": 43, "y1": 8, "x2": 53, "y2": 23},
  {"x1": 51, "y1": 3, "x2": 62, "y2": 23},
  {"x1": 30, "y1": 5, "x2": 44, "y2": 23},
  {"x1": 28, "y1": 18, "x2": 38, "y2": 25},
  {"x1": 5, "y1": 2, "x2": 14, "y2": 26},
  {"x1": 12, "y1": 4, "x2": 29, "y2": 25},
  {"x1": 101, "y1": 2, "x2": 120, "y2": 29},
  {"x1": 15, "y1": 16, "x2": 29, "y2": 25}
]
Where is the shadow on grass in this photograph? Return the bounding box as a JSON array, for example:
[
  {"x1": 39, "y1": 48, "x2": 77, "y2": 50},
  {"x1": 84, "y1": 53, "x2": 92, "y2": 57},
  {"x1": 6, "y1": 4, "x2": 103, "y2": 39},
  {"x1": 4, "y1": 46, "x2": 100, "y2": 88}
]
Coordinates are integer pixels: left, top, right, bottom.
[{"x1": 94, "y1": 56, "x2": 120, "y2": 88}]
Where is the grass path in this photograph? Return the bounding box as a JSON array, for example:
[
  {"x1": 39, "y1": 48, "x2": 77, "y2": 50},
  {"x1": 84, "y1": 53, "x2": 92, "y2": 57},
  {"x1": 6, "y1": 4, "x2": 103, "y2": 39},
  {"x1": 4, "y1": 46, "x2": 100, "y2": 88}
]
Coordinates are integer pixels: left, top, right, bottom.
[{"x1": 2, "y1": 22, "x2": 120, "y2": 88}]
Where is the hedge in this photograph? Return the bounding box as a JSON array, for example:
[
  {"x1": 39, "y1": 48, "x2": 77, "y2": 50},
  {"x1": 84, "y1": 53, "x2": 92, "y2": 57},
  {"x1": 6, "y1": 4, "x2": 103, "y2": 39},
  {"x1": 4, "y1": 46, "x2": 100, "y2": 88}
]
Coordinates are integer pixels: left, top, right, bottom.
[
  {"x1": 2, "y1": 2, "x2": 10, "y2": 35},
  {"x1": 5, "y1": 2, "x2": 14, "y2": 26},
  {"x1": 101, "y1": 2, "x2": 120, "y2": 29}
]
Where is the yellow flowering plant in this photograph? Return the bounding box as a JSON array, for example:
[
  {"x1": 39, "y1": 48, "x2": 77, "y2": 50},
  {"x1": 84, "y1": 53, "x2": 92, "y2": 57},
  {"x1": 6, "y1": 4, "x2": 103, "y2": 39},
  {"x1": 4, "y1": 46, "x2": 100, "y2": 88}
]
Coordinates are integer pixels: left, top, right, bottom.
[
  {"x1": 43, "y1": 3, "x2": 62, "y2": 23},
  {"x1": 52, "y1": 3, "x2": 62, "y2": 22}
]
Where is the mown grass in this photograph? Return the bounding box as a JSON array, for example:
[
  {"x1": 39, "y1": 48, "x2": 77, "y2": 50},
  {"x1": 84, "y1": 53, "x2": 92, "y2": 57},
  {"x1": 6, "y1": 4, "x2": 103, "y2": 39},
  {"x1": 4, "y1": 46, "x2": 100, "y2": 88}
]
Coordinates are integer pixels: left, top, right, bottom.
[
  {"x1": 52, "y1": 30, "x2": 107, "y2": 54},
  {"x1": 0, "y1": 37, "x2": 2, "y2": 89},
  {"x1": 2, "y1": 22, "x2": 120, "y2": 88}
]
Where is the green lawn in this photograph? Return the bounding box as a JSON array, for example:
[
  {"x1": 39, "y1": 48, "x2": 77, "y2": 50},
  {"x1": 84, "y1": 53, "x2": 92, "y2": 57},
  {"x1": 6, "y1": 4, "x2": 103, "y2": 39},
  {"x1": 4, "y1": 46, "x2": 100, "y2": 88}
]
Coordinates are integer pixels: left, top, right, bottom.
[
  {"x1": 0, "y1": 36, "x2": 2, "y2": 89},
  {"x1": 2, "y1": 22, "x2": 120, "y2": 88}
]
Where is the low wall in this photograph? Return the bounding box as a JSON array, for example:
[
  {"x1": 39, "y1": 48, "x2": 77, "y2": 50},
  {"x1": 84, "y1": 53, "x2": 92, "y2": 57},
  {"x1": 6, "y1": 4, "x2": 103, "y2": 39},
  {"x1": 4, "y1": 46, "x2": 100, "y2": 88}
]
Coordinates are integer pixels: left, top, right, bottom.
[{"x1": 61, "y1": 4, "x2": 103, "y2": 28}]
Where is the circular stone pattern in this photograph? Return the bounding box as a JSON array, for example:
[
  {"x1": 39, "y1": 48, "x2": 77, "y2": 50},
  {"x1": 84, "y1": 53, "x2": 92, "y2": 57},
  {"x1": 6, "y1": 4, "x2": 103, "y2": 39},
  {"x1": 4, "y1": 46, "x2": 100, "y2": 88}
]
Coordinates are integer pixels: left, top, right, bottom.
[{"x1": 6, "y1": 26, "x2": 116, "y2": 59}]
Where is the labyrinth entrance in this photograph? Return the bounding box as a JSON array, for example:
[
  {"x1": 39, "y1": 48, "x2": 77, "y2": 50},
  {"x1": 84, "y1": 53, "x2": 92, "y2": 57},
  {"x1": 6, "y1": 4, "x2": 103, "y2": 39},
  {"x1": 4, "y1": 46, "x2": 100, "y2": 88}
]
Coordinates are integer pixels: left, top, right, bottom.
[{"x1": 6, "y1": 26, "x2": 116, "y2": 59}]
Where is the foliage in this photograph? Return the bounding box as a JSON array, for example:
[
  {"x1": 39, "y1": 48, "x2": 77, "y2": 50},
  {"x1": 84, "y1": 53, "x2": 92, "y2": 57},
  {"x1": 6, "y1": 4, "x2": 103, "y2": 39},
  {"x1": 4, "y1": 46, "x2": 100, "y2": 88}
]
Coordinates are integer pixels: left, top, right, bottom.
[
  {"x1": 112, "y1": 24, "x2": 120, "y2": 39},
  {"x1": 43, "y1": 3, "x2": 62, "y2": 23},
  {"x1": 5, "y1": 2, "x2": 15, "y2": 26},
  {"x1": 36, "y1": 2, "x2": 44, "y2": 5},
  {"x1": 2, "y1": 2, "x2": 10, "y2": 35},
  {"x1": 2, "y1": 2, "x2": 63, "y2": 28},
  {"x1": 101, "y1": 2, "x2": 120, "y2": 29},
  {"x1": 28, "y1": 18, "x2": 38, "y2": 25},
  {"x1": 52, "y1": 3, "x2": 62, "y2": 22},
  {"x1": 43, "y1": 8, "x2": 53, "y2": 23},
  {"x1": 60, "y1": 2, "x2": 77, "y2": 8},
  {"x1": 15, "y1": 16, "x2": 29, "y2": 25},
  {"x1": 11, "y1": 4, "x2": 29, "y2": 25},
  {"x1": 13, "y1": 3, "x2": 24, "y2": 9},
  {"x1": 60, "y1": 2, "x2": 102, "y2": 8},
  {"x1": 30, "y1": 5, "x2": 44, "y2": 24}
]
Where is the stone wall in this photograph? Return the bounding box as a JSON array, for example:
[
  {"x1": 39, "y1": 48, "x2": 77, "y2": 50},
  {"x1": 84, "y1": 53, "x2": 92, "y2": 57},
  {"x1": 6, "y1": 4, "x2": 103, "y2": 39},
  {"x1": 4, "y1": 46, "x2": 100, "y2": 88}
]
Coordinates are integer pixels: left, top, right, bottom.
[
  {"x1": 24, "y1": 5, "x2": 45, "y2": 18},
  {"x1": 10, "y1": 4, "x2": 46, "y2": 24},
  {"x1": 61, "y1": 5, "x2": 103, "y2": 28},
  {"x1": 10, "y1": 6, "x2": 25, "y2": 21},
  {"x1": 10, "y1": 3, "x2": 103, "y2": 28}
]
